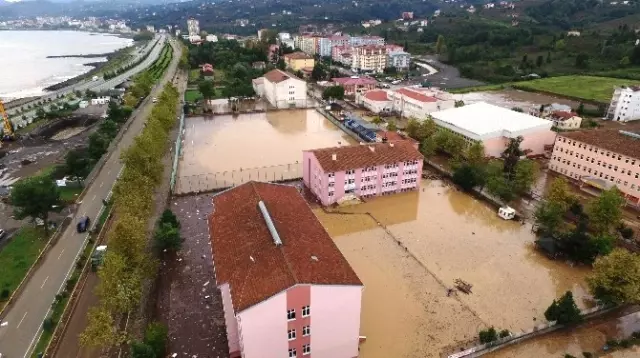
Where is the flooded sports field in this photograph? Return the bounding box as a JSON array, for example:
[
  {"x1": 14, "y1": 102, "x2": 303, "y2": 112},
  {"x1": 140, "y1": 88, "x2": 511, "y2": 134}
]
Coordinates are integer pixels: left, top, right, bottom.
[
  {"x1": 313, "y1": 180, "x2": 593, "y2": 358},
  {"x1": 454, "y1": 89, "x2": 584, "y2": 111},
  {"x1": 175, "y1": 109, "x2": 355, "y2": 193}
]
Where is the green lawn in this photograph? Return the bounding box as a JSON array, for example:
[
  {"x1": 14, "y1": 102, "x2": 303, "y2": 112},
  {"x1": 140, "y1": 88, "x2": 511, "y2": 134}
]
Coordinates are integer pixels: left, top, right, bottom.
[
  {"x1": 185, "y1": 89, "x2": 204, "y2": 103},
  {"x1": 514, "y1": 76, "x2": 639, "y2": 103},
  {"x1": 189, "y1": 69, "x2": 201, "y2": 83},
  {"x1": 59, "y1": 186, "x2": 83, "y2": 202},
  {"x1": 0, "y1": 227, "x2": 47, "y2": 299}
]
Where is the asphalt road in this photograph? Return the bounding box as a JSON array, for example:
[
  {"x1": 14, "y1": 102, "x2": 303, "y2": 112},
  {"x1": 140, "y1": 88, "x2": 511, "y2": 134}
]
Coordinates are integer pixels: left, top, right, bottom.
[
  {"x1": 6, "y1": 37, "x2": 161, "y2": 127},
  {"x1": 0, "y1": 37, "x2": 180, "y2": 358}
]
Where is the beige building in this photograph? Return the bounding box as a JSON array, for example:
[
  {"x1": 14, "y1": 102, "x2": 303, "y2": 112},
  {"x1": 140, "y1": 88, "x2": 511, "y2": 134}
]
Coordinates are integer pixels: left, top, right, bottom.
[
  {"x1": 351, "y1": 45, "x2": 387, "y2": 73},
  {"x1": 283, "y1": 52, "x2": 315, "y2": 71},
  {"x1": 548, "y1": 111, "x2": 582, "y2": 130}
]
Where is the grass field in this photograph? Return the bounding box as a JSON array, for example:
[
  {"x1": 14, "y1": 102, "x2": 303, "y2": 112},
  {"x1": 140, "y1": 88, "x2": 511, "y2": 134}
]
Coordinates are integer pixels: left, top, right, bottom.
[
  {"x1": 185, "y1": 89, "x2": 204, "y2": 103},
  {"x1": 0, "y1": 227, "x2": 47, "y2": 300},
  {"x1": 59, "y1": 186, "x2": 83, "y2": 202},
  {"x1": 514, "y1": 75, "x2": 639, "y2": 103}
]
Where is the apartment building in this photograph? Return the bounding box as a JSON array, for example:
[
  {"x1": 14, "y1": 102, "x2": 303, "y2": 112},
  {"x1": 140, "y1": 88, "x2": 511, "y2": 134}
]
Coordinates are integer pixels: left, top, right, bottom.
[
  {"x1": 430, "y1": 102, "x2": 556, "y2": 157},
  {"x1": 549, "y1": 130, "x2": 640, "y2": 205},
  {"x1": 319, "y1": 35, "x2": 349, "y2": 57},
  {"x1": 387, "y1": 50, "x2": 411, "y2": 70},
  {"x1": 331, "y1": 45, "x2": 352, "y2": 65},
  {"x1": 303, "y1": 141, "x2": 424, "y2": 205},
  {"x1": 331, "y1": 76, "x2": 378, "y2": 96},
  {"x1": 299, "y1": 35, "x2": 320, "y2": 55},
  {"x1": 187, "y1": 17, "x2": 199, "y2": 37},
  {"x1": 349, "y1": 35, "x2": 385, "y2": 46},
  {"x1": 259, "y1": 69, "x2": 308, "y2": 108},
  {"x1": 210, "y1": 182, "x2": 363, "y2": 358},
  {"x1": 606, "y1": 86, "x2": 640, "y2": 122},
  {"x1": 283, "y1": 52, "x2": 315, "y2": 71},
  {"x1": 351, "y1": 45, "x2": 387, "y2": 73}
]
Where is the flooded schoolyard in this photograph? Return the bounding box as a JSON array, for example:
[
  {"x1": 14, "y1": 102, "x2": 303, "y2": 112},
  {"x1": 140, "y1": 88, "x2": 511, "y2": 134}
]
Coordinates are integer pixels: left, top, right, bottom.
[
  {"x1": 175, "y1": 109, "x2": 355, "y2": 193},
  {"x1": 313, "y1": 179, "x2": 593, "y2": 358},
  {"x1": 487, "y1": 308, "x2": 640, "y2": 358},
  {"x1": 454, "y1": 89, "x2": 584, "y2": 111}
]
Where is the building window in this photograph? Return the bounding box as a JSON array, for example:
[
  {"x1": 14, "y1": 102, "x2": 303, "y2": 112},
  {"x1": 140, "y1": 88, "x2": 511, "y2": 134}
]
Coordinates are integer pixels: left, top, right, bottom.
[
  {"x1": 328, "y1": 172, "x2": 335, "y2": 178},
  {"x1": 303, "y1": 344, "x2": 311, "y2": 355},
  {"x1": 346, "y1": 169, "x2": 355, "y2": 175},
  {"x1": 289, "y1": 348, "x2": 297, "y2": 358},
  {"x1": 303, "y1": 326, "x2": 311, "y2": 336},
  {"x1": 287, "y1": 309, "x2": 296, "y2": 321},
  {"x1": 288, "y1": 329, "x2": 296, "y2": 341},
  {"x1": 302, "y1": 305, "x2": 310, "y2": 317}
]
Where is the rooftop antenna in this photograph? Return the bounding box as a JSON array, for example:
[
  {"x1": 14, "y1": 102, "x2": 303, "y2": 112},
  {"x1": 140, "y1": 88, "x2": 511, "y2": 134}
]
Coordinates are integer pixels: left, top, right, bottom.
[{"x1": 258, "y1": 201, "x2": 282, "y2": 246}]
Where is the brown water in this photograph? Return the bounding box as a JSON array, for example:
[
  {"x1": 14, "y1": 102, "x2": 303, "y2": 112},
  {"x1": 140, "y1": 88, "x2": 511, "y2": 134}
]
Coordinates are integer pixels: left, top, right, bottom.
[
  {"x1": 176, "y1": 109, "x2": 355, "y2": 193},
  {"x1": 314, "y1": 180, "x2": 593, "y2": 358},
  {"x1": 454, "y1": 89, "x2": 584, "y2": 111},
  {"x1": 488, "y1": 309, "x2": 640, "y2": 358}
]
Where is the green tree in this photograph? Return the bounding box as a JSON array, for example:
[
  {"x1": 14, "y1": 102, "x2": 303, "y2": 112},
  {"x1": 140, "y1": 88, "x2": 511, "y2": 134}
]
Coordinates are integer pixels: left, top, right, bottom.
[
  {"x1": 512, "y1": 159, "x2": 539, "y2": 196},
  {"x1": 311, "y1": 63, "x2": 326, "y2": 81},
  {"x1": 436, "y1": 35, "x2": 446, "y2": 54},
  {"x1": 485, "y1": 161, "x2": 516, "y2": 202},
  {"x1": 144, "y1": 322, "x2": 168, "y2": 357},
  {"x1": 387, "y1": 120, "x2": 398, "y2": 132},
  {"x1": 453, "y1": 164, "x2": 486, "y2": 191},
  {"x1": 586, "y1": 188, "x2": 625, "y2": 235},
  {"x1": 155, "y1": 222, "x2": 182, "y2": 251},
  {"x1": 587, "y1": 249, "x2": 640, "y2": 305},
  {"x1": 502, "y1": 136, "x2": 524, "y2": 180},
  {"x1": 620, "y1": 56, "x2": 631, "y2": 66},
  {"x1": 555, "y1": 39, "x2": 566, "y2": 51},
  {"x1": 64, "y1": 149, "x2": 92, "y2": 183},
  {"x1": 276, "y1": 58, "x2": 286, "y2": 70},
  {"x1": 322, "y1": 86, "x2": 345, "y2": 100},
  {"x1": 131, "y1": 342, "x2": 156, "y2": 358},
  {"x1": 479, "y1": 327, "x2": 498, "y2": 343},
  {"x1": 454, "y1": 100, "x2": 465, "y2": 108},
  {"x1": 80, "y1": 306, "x2": 120, "y2": 347},
  {"x1": 371, "y1": 116, "x2": 384, "y2": 128},
  {"x1": 466, "y1": 141, "x2": 485, "y2": 166},
  {"x1": 544, "y1": 291, "x2": 582, "y2": 325},
  {"x1": 160, "y1": 209, "x2": 180, "y2": 228},
  {"x1": 575, "y1": 53, "x2": 589, "y2": 68},
  {"x1": 88, "y1": 133, "x2": 110, "y2": 161},
  {"x1": 534, "y1": 201, "x2": 566, "y2": 235},
  {"x1": 547, "y1": 177, "x2": 574, "y2": 209},
  {"x1": 198, "y1": 80, "x2": 216, "y2": 101},
  {"x1": 420, "y1": 137, "x2": 437, "y2": 158},
  {"x1": 433, "y1": 130, "x2": 465, "y2": 158},
  {"x1": 36, "y1": 108, "x2": 46, "y2": 118},
  {"x1": 536, "y1": 55, "x2": 544, "y2": 67},
  {"x1": 11, "y1": 175, "x2": 62, "y2": 235}
]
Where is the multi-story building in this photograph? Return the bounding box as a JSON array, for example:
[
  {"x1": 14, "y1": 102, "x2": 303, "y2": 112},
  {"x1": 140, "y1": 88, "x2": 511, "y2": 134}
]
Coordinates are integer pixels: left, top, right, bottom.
[
  {"x1": 548, "y1": 111, "x2": 582, "y2": 130},
  {"x1": 606, "y1": 86, "x2": 640, "y2": 122},
  {"x1": 356, "y1": 87, "x2": 455, "y2": 117},
  {"x1": 387, "y1": 50, "x2": 411, "y2": 70},
  {"x1": 430, "y1": 102, "x2": 556, "y2": 157},
  {"x1": 318, "y1": 36, "x2": 349, "y2": 57},
  {"x1": 549, "y1": 130, "x2": 640, "y2": 206},
  {"x1": 299, "y1": 35, "x2": 320, "y2": 55},
  {"x1": 303, "y1": 141, "x2": 424, "y2": 205},
  {"x1": 351, "y1": 45, "x2": 387, "y2": 73},
  {"x1": 187, "y1": 17, "x2": 199, "y2": 37},
  {"x1": 331, "y1": 76, "x2": 378, "y2": 96},
  {"x1": 259, "y1": 69, "x2": 308, "y2": 108},
  {"x1": 331, "y1": 45, "x2": 352, "y2": 65},
  {"x1": 349, "y1": 35, "x2": 385, "y2": 47},
  {"x1": 258, "y1": 28, "x2": 269, "y2": 41},
  {"x1": 283, "y1": 51, "x2": 315, "y2": 71},
  {"x1": 210, "y1": 181, "x2": 364, "y2": 358}
]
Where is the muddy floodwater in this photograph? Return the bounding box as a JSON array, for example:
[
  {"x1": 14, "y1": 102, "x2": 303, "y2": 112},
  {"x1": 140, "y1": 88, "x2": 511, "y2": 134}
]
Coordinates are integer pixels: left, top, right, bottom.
[
  {"x1": 313, "y1": 180, "x2": 593, "y2": 358},
  {"x1": 488, "y1": 308, "x2": 640, "y2": 358},
  {"x1": 176, "y1": 109, "x2": 354, "y2": 193},
  {"x1": 454, "y1": 89, "x2": 585, "y2": 111}
]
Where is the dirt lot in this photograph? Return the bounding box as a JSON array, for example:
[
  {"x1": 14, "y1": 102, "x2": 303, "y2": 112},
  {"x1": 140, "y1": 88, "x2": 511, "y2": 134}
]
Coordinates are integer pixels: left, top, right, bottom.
[{"x1": 157, "y1": 194, "x2": 229, "y2": 358}]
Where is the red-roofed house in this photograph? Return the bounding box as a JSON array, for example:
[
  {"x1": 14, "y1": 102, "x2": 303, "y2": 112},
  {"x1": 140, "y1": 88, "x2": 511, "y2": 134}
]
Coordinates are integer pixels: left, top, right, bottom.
[
  {"x1": 548, "y1": 111, "x2": 582, "y2": 130},
  {"x1": 331, "y1": 76, "x2": 378, "y2": 96},
  {"x1": 356, "y1": 89, "x2": 393, "y2": 113},
  {"x1": 210, "y1": 182, "x2": 363, "y2": 358},
  {"x1": 303, "y1": 141, "x2": 423, "y2": 205}
]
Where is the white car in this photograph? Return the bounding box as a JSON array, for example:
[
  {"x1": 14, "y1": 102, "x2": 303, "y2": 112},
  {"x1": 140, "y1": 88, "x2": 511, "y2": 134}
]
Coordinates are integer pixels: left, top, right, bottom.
[{"x1": 152, "y1": 97, "x2": 157, "y2": 103}]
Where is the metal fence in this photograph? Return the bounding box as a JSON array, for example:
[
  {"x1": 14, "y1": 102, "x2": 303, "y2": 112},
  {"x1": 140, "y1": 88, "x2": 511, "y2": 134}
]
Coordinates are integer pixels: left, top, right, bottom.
[{"x1": 174, "y1": 162, "x2": 303, "y2": 195}]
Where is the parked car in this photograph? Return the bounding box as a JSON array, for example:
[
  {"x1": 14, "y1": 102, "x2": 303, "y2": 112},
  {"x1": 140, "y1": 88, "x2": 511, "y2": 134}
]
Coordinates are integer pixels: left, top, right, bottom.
[{"x1": 77, "y1": 216, "x2": 91, "y2": 233}]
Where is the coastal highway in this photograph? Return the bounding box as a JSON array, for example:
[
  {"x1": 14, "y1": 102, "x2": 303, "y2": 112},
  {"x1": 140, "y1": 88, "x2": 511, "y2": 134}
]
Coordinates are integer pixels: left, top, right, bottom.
[
  {"x1": 5, "y1": 35, "x2": 163, "y2": 125},
  {"x1": 0, "y1": 38, "x2": 181, "y2": 358}
]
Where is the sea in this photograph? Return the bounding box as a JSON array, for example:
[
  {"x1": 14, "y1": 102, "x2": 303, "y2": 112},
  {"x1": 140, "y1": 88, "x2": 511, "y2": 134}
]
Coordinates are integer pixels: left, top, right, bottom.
[{"x1": 0, "y1": 30, "x2": 133, "y2": 101}]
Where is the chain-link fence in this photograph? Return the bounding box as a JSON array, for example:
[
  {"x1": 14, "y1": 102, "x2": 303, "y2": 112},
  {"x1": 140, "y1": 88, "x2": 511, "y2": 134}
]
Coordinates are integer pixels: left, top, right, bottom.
[{"x1": 174, "y1": 162, "x2": 303, "y2": 195}]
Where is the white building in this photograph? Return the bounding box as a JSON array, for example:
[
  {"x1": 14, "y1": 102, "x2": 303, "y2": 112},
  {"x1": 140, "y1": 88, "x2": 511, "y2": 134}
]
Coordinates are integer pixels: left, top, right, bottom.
[
  {"x1": 187, "y1": 17, "x2": 200, "y2": 37},
  {"x1": 206, "y1": 34, "x2": 218, "y2": 42},
  {"x1": 318, "y1": 36, "x2": 349, "y2": 57},
  {"x1": 90, "y1": 96, "x2": 111, "y2": 105},
  {"x1": 356, "y1": 87, "x2": 455, "y2": 118},
  {"x1": 352, "y1": 45, "x2": 387, "y2": 73},
  {"x1": 146, "y1": 25, "x2": 155, "y2": 33},
  {"x1": 357, "y1": 90, "x2": 393, "y2": 113},
  {"x1": 606, "y1": 86, "x2": 640, "y2": 122},
  {"x1": 349, "y1": 35, "x2": 385, "y2": 47},
  {"x1": 429, "y1": 102, "x2": 556, "y2": 158},
  {"x1": 259, "y1": 69, "x2": 308, "y2": 108},
  {"x1": 387, "y1": 50, "x2": 411, "y2": 70},
  {"x1": 252, "y1": 78, "x2": 264, "y2": 97}
]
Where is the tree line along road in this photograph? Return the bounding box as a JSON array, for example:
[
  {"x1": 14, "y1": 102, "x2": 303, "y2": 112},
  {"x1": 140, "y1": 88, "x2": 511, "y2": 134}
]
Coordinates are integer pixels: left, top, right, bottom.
[{"x1": 0, "y1": 36, "x2": 177, "y2": 358}]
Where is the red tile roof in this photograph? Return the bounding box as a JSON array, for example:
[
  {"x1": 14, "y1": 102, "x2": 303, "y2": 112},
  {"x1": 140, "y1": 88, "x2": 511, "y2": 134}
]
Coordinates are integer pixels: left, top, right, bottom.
[
  {"x1": 551, "y1": 111, "x2": 578, "y2": 120},
  {"x1": 284, "y1": 51, "x2": 314, "y2": 60},
  {"x1": 560, "y1": 130, "x2": 640, "y2": 160},
  {"x1": 209, "y1": 182, "x2": 362, "y2": 313},
  {"x1": 395, "y1": 88, "x2": 437, "y2": 103},
  {"x1": 306, "y1": 141, "x2": 423, "y2": 173},
  {"x1": 332, "y1": 77, "x2": 378, "y2": 86},
  {"x1": 364, "y1": 90, "x2": 390, "y2": 101},
  {"x1": 263, "y1": 69, "x2": 296, "y2": 83}
]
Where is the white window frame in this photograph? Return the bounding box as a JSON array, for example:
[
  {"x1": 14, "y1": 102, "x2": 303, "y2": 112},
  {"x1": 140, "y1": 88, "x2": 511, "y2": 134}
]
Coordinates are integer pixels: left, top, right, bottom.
[
  {"x1": 287, "y1": 309, "x2": 296, "y2": 321},
  {"x1": 303, "y1": 344, "x2": 311, "y2": 355},
  {"x1": 303, "y1": 325, "x2": 310, "y2": 336},
  {"x1": 288, "y1": 329, "x2": 296, "y2": 341},
  {"x1": 289, "y1": 348, "x2": 297, "y2": 358},
  {"x1": 302, "y1": 305, "x2": 310, "y2": 317}
]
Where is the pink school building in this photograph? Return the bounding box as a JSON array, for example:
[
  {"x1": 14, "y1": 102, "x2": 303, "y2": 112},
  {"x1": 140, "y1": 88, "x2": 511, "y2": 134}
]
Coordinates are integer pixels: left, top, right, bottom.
[
  {"x1": 209, "y1": 182, "x2": 364, "y2": 358},
  {"x1": 303, "y1": 141, "x2": 424, "y2": 206},
  {"x1": 549, "y1": 130, "x2": 640, "y2": 206}
]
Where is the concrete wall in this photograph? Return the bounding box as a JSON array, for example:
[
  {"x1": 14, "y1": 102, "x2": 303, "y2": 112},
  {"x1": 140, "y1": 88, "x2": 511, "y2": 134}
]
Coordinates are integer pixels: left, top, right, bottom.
[
  {"x1": 310, "y1": 285, "x2": 363, "y2": 358},
  {"x1": 219, "y1": 283, "x2": 240, "y2": 355}
]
